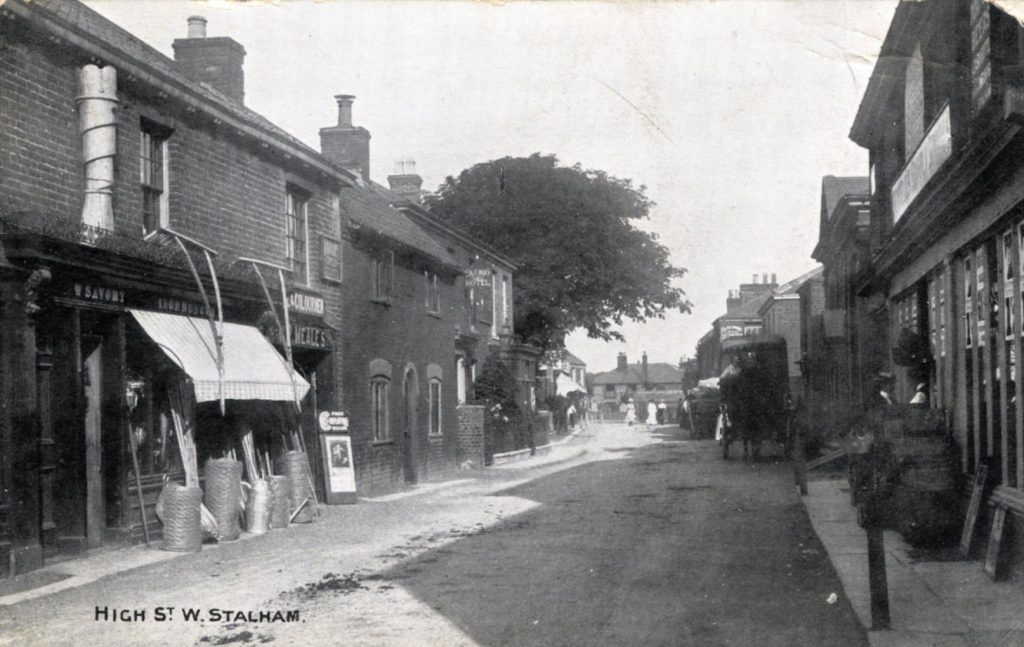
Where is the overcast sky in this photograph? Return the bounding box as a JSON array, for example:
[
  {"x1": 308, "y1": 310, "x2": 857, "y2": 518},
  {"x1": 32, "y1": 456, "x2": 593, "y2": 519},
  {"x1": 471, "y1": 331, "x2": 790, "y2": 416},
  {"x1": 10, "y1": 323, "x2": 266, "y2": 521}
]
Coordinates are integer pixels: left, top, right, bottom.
[{"x1": 87, "y1": 0, "x2": 899, "y2": 373}]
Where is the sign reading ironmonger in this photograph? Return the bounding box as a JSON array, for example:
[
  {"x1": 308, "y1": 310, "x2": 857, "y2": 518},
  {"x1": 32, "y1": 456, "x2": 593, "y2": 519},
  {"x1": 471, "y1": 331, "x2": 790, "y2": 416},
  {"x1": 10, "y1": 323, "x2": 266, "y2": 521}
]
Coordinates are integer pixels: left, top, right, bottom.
[{"x1": 891, "y1": 104, "x2": 952, "y2": 223}]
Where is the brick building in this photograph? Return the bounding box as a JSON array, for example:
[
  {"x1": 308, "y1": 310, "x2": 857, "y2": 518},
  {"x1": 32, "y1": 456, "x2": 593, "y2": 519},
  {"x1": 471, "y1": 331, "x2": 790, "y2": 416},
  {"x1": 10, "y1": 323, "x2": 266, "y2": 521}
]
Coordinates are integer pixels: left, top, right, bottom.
[
  {"x1": 589, "y1": 352, "x2": 685, "y2": 417},
  {"x1": 760, "y1": 267, "x2": 824, "y2": 399},
  {"x1": 0, "y1": 1, "x2": 351, "y2": 576},
  {"x1": 695, "y1": 274, "x2": 777, "y2": 380},
  {"x1": 848, "y1": 0, "x2": 1024, "y2": 582},
  {"x1": 0, "y1": 0, "x2": 519, "y2": 578},
  {"x1": 809, "y1": 176, "x2": 873, "y2": 436}
]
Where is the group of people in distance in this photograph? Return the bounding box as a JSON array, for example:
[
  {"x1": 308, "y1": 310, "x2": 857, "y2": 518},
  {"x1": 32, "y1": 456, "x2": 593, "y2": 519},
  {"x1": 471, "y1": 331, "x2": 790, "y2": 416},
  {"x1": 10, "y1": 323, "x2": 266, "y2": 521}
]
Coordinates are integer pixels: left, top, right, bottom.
[{"x1": 622, "y1": 398, "x2": 667, "y2": 426}]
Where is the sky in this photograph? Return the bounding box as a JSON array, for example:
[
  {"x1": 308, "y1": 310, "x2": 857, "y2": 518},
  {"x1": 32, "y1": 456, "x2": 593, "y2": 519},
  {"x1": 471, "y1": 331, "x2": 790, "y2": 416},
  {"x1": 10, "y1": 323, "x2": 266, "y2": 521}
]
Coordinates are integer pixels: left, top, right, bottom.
[{"x1": 86, "y1": 0, "x2": 899, "y2": 374}]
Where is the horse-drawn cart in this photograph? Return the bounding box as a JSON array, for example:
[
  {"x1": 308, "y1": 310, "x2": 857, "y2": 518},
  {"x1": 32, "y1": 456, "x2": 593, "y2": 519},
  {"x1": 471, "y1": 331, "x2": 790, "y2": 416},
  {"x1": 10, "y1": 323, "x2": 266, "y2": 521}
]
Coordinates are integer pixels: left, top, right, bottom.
[{"x1": 718, "y1": 335, "x2": 789, "y2": 459}]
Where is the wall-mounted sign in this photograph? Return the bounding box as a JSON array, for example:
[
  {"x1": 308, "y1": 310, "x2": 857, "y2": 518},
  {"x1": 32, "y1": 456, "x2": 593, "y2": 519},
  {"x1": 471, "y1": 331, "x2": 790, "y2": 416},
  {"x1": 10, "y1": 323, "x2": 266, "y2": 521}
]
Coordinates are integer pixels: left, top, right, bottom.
[
  {"x1": 891, "y1": 104, "x2": 952, "y2": 223},
  {"x1": 288, "y1": 291, "x2": 325, "y2": 317},
  {"x1": 318, "y1": 410, "x2": 349, "y2": 432},
  {"x1": 154, "y1": 297, "x2": 207, "y2": 317},
  {"x1": 721, "y1": 325, "x2": 743, "y2": 341},
  {"x1": 319, "y1": 434, "x2": 356, "y2": 504},
  {"x1": 72, "y1": 282, "x2": 125, "y2": 305},
  {"x1": 291, "y1": 324, "x2": 333, "y2": 350},
  {"x1": 466, "y1": 268, "x2": 492, "y2": 288}
]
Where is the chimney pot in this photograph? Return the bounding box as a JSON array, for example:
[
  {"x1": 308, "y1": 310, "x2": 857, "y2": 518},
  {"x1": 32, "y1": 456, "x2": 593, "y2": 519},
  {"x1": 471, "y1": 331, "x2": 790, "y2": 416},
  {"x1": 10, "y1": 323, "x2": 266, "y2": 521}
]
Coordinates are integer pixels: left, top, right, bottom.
[
  {"x1": 187, "y1": 16, "x2": 207, "y2": 39},
  {"x1": 763, "y1": 272, "x2": 768, "y2": 284},
  {"x1": 771, "y1": 273, "x2": 777, "y2": 284},
  {"x1": 335, "y1": 94, "x2": 355, "y2": 127},
  {"x1": 752, "y1": 274, "x2": 758, "y2": 284}
]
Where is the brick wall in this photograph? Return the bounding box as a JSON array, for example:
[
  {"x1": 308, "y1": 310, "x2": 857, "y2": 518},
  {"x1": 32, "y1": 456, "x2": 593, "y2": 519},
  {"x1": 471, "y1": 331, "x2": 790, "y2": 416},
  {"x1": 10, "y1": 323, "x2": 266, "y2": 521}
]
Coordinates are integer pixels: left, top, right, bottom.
[
  {"x1": 340, "y1": 232, "x2": 460, "y2": 495},
  {"x1": 455, "y1": 404, "x2": 485, "y2": 468}
]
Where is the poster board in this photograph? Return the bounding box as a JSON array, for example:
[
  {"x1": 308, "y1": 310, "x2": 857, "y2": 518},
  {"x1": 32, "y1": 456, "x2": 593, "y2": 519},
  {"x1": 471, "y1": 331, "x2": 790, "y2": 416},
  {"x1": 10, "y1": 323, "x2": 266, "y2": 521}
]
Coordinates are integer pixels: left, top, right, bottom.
[{"x1": 319, "y1": 434, "x2": 357, "y2": 504}]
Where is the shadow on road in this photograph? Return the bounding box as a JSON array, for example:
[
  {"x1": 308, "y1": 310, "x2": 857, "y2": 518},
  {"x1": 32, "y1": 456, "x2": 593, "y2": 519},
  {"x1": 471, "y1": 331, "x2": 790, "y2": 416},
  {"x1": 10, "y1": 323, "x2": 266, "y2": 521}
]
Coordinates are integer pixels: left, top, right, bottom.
[{"x1": 371, "y1": 426, "x2": 869, "y2": 647}]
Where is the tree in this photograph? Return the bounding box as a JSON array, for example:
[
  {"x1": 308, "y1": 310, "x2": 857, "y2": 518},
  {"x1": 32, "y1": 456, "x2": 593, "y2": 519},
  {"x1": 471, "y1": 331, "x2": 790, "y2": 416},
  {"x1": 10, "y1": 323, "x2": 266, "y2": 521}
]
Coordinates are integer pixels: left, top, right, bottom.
[{"x1": 424, "y1": 154, "x2": 690, "y2": 350}]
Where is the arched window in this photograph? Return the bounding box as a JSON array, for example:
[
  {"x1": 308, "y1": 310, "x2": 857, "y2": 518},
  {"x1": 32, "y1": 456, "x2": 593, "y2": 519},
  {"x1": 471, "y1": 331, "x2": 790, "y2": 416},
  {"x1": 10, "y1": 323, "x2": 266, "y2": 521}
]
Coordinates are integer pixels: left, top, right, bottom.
[
  {"x1": 427, "y1": 363, "x2": 443, "y2": 436},
  {"x1": 369, "y1": 359, "x2": 392, "y2": 441}
]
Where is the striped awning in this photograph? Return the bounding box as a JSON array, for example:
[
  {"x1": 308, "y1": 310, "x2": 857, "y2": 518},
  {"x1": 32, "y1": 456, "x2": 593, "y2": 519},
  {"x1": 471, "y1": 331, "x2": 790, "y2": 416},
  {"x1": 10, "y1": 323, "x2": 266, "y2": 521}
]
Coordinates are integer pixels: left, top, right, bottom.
[{"x1": 130, "y1": 309, "x2": 310, "y2": 403}]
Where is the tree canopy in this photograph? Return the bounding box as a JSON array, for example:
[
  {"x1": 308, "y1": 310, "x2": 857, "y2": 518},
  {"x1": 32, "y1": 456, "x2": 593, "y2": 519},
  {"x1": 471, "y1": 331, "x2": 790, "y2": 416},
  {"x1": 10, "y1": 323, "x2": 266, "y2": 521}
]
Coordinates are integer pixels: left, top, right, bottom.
[{"x1": 424, "y1": 154, "x2": 690, "y2": 350}]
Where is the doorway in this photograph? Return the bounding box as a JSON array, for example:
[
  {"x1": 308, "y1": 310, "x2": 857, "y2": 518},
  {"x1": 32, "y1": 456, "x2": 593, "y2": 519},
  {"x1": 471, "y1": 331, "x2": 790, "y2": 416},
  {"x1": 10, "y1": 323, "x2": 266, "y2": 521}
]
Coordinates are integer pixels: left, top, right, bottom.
[{"x1": 402, "y1": 366, "x2": 418, "y2": 484}]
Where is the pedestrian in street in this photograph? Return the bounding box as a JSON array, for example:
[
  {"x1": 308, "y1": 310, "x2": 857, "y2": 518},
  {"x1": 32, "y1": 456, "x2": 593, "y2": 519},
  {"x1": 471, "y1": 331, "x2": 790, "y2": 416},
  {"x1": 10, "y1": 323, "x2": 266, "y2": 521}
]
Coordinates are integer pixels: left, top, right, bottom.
[
  {"x1": 657, "y1": 400, "x2": 667, "y2": 424},
  {"x1": 624, "y1": 399, "x2": 637, "y2": 426},
  {"x1": 567, "y1": 402, "x2": 577, "y2": 429},
  {"x1": 909, "y1": 382, "x2": 928, "y2": 405},
  {"x1": 646, "y1": 401, "x2": 658, "y2": 427}
]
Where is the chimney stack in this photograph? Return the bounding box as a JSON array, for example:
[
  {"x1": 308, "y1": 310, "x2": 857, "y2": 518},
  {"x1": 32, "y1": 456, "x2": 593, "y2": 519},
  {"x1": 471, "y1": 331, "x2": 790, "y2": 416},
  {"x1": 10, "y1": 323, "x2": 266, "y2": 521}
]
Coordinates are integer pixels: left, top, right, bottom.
[
  {"x1": 642, "y1": 352, "x2": 649, "y2": 384},
  {"x1": 320, "y1": 94, "x2": 372, "y2": 182},
  {"x1": 172, "y1": 17, "x2": 246, "y2": 104},
  {"x1": 187, "y1": 16, "x2": 207, "y2": 38},
  {"x1": 387, "y1": 158, "x2": 424, "y2": 204},
  {"x1": 771, "y1": 273, "x2": 777, "y2": 284},
  {"x1": 752, "y1": 274, "x2": 758, "y2": 284},
  {"x1": 762, "y1": 272, "x2": 768, "y2": 284},
  {"x1": 617, "y1": 352, "x2": 627, "y2": 371}
]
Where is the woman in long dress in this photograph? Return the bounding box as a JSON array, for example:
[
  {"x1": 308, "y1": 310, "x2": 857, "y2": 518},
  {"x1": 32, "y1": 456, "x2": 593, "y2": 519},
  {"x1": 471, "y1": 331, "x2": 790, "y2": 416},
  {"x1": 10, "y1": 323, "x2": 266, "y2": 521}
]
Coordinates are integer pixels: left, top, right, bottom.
[
  {"x1": 624, "y1": 399, "x2": 637, "y2": 426},
  {"x1": 646, "y1": 401, "x2": 658, "y2": 426}
]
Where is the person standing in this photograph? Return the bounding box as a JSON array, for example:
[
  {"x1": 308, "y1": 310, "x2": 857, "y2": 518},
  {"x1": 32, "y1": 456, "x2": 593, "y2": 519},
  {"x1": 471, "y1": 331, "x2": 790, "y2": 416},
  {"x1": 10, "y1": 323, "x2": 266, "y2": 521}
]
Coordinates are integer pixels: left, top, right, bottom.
[
  {"x1": 646, "y1": 401, "x2": 658, "y2": 426},
  {"x1": 624, "y1": 399, "x2": 637, "y2": 426},
  {"x1": 657, "y1": 400, "x2": 667, "y2": 424}
]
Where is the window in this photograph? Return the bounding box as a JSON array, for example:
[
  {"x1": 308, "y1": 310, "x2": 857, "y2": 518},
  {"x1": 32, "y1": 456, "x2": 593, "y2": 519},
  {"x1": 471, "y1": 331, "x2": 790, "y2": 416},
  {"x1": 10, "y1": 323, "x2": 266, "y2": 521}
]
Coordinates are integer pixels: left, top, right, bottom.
[
  {"x1": 502, "y1": 275, "x2": 510, "y2": 328},
  {"x1": 372, "y1": 250, "x2": 394, "y2": 302},
  {"x1": 965, "y1": 255, "x2": 974, "y2": 349},
  {"x1": 140, "y1": 121, "x2": 170, "y2": 234},
  {"x1": 491, "y1": 273, "x2": 499, "y2": 336},
  {"x1": 456, "y1": 356, "x2": 467, "y2": 404},
  {"x1": 429, "y1": 379, "x2": 442, "y2": 435},
  {"x1": 285, "y1": 190, "x2": 309, "y2": 284},
  {"x1": 371, "y1": 377, "x2": 390, "y2": 441},
  {"x1": 424, "y1": 270, "x2": 440, "y2": 314}
]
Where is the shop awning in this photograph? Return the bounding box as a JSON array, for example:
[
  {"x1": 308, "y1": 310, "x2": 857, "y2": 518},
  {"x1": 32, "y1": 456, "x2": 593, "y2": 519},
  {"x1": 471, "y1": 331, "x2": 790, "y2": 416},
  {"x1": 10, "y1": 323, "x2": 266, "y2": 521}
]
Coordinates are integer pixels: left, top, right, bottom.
[
  {"x1": 130, "y1": 309, "x2": 310, "y2": 403},
  {"x1": 555, "y1": 372, "x2": 587, "y2": 395}
]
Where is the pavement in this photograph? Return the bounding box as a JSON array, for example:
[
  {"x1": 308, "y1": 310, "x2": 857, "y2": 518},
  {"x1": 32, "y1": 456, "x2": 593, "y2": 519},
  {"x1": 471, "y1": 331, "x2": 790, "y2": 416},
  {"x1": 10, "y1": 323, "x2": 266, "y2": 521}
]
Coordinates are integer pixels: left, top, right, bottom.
[
  {"x1": 0, "y1": 428, "x2": 589, "y2": 609},
  {"x1": 803, "y1": 477, "x2": 1024, "y2": 647}
]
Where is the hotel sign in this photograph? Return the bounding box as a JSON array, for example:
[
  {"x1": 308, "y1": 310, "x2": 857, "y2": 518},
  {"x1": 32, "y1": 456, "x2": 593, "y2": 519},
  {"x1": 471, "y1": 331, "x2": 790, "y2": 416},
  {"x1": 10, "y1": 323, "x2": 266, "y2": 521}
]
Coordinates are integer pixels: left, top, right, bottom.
[{"x1": 891, "y1": 104, "x2": 952, "y2": 223}]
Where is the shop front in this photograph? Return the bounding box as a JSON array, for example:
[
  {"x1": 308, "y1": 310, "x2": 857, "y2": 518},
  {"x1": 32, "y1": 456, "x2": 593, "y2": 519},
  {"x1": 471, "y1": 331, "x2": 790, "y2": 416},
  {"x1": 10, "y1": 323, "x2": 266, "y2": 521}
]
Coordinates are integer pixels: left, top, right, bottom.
[{"x1": 0, "y1": 228, "x2": 322, "y2": 577}]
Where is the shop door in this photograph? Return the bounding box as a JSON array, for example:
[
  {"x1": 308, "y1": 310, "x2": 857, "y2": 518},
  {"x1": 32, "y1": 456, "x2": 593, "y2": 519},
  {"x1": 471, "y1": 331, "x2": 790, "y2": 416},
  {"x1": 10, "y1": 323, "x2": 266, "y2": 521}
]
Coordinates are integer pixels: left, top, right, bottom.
[
  {"x1": 402, "y1": 368, "x2": 418, "y2": 484},
  {"x1": 83, "y1": 342, "x2": 104, "y2": 548}
]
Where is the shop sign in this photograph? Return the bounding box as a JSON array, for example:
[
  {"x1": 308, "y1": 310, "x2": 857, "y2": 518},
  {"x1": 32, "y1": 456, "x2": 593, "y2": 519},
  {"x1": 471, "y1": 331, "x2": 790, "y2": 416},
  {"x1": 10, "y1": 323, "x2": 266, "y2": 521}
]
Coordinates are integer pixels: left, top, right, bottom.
[
  {"x1": 466, "y1": 268, "x2": 492, "y2": 288},
  {"x1": 319, "y1": 434, "x2": 356, "y2": 504},
  {"x1": 318, "y1": 410, "x2": 349, "y2": 432},
  {"x1": 153, "y1": 297, "x2": 207, "y2": 317},
  {"x1": 72, "y1": 282, "x2": 125, "y2": 304},
  {"x1": 721, "y1": 325, "x2": 742, "y2": 341},
  {"x1": 289, "y1": 324, "x2": 333, "y2": 350},
  {"x1": 288, "y1": 291, "x2": 325, "y2": 317},
  {"x1": 891, "y1": 104, "x2": 952, "y2": 223}
]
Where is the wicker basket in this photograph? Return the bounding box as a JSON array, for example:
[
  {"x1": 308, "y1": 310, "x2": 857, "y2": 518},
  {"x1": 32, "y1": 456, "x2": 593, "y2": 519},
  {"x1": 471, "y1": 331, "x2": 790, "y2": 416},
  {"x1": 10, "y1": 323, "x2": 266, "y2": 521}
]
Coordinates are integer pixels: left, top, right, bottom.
[
  {"x1": 155, "y1": 482, "x2": 202, "y2": 553},
  {"x1": 204, "y1": 458, "x2": 243, "y2": 541}
]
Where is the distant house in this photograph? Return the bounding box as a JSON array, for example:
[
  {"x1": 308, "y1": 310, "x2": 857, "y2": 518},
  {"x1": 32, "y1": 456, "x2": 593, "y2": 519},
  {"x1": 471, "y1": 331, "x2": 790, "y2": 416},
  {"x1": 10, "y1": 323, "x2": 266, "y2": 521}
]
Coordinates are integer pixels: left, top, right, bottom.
[
  {"x1": 589, "y1": 352, "x2": 685, "y2": 414},
  {"x1": 538, "y1": 349, "x2": 587, "y2": 401},
  {"x1": 759, "y1": 266, "x2": 824, "y2": 397}
]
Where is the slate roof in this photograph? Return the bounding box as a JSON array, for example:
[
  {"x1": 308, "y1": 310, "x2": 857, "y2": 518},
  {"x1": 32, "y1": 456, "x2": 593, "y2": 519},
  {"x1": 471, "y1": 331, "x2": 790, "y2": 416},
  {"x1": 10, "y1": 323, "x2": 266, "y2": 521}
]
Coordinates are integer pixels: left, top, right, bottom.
[
  {"x1": 773, "y1": 266, "x2": 824, "y2": 296},
  {"x1": 720, "y1": 292, "x2": 771, "y2": 321},
  {"x1": 821, "y1": 176, "x2": 869, "y2": 221},
  {"x1": 564, "y1": 350, "x2": 586, "y2": 367},
  {"x1": 15, "y1": 0, "x2": 347, "y2": 182},
  {"x1": 590, "y1": 362, "x2": 683, "y2": 386},
  {"x1": 341, "y1": 185, "x2": 460, "y2": 270}
]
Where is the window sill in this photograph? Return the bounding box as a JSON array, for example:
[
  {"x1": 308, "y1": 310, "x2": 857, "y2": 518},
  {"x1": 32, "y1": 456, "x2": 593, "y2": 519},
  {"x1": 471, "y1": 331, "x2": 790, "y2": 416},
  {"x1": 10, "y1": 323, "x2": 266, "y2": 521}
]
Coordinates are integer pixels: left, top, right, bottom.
[
  {"x1": 426, "y1": 311, "x2": 442, "y2": 319},
  {"x1": 372, "y1": 438, "x2": 395, "y2": 447},
  {"x1": 370, "y1": 297, "x2": 393, "y2": 307},
  {"x1": 428, "y1": 433, "x2": 444, "y2": 443}
]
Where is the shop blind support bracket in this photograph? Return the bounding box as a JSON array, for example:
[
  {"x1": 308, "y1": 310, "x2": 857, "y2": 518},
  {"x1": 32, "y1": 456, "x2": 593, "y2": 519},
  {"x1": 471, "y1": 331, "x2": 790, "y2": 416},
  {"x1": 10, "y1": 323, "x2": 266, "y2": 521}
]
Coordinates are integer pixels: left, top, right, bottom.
[
  {"x1": 238, "y1": 256, "x2": 301, "y2": 412},
  {"x1": 157, "y1": 227, "x2": 226, "y2": 415}
]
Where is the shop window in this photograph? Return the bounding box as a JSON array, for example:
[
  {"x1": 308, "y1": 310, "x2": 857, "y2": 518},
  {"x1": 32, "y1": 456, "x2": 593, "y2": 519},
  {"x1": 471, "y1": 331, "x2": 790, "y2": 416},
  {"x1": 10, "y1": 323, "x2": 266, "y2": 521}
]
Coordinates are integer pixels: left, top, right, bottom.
[
  {"x1": 140, "y1": 120, "x2": 170, "y2": 235},
  {"x1": 372, "y1": 250, "x2": 395, "y2": 303},
  {"x1": 1005, "y1": 230, "x2": 1015, "y2": 339},
  {"x1": 976, "y1": 247, "x2": 987, "y2": 347},
  {"x1": 285, "y1": 189, "x2": 309, "y2": 285},
  {"x1": 370, "y1": 377, "x2": 390, "y2": 441},
  {"x1": 428, "y1": 379, "x2": 442, "y2": 436}
]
